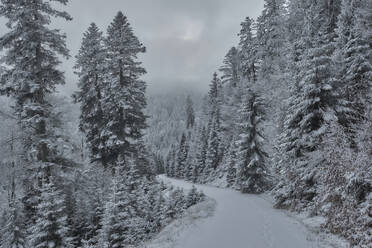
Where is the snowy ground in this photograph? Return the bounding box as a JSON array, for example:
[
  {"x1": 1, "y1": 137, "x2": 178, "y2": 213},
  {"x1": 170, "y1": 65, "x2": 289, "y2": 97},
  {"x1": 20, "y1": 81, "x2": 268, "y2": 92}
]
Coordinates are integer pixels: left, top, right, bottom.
[{"x1": 145, "y1": 175, "x2": 349, "y2": 248}]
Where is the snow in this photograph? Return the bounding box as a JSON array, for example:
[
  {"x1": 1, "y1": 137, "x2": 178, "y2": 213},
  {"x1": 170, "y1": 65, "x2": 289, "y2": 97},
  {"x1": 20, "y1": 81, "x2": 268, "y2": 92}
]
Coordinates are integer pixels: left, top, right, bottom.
[{"x1": 145, "y1": 175, "x2": 349, "y2": 248}]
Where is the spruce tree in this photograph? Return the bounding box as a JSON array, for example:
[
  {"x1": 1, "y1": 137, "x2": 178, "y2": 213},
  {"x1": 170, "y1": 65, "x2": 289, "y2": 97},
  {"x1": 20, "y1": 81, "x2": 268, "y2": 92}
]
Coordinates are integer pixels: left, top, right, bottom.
[
  {"x1": 0, "y1": 0, "x2": 71, "y2": 165},
  {"x1": 185, "y1": 186, "x2": 200, "y2": 208},
  {"x1": 186, "y1": 95, "x2": 195, "y2": 129},
  {"x1": 100, "y1": 159, "x2": 142, "y2": 247},
  {"x1": 176, "y1": 133, "x2": 189, "y2": 178},
  {"x1": 206, "y1": 110, "x2": 221, "y2": 171},
  {"x1": 238, "y1": 17, "x2": 258, "y2": 82},
  {"x1": 103, "y1": 11, "x2": 147, "y2": 166},
  {"x1": 0, "y1": 196, "x2": 26, "y2": 248},
  {"x1": 278, "y1": 0, "x2": 342, "y2": 207},
  {"x1": 334, "y1": 0, "x2": 372, "y2": 127},
  {"x1": 28, "y1": 177, "x2": 74, "y2": 248},
  {"x1": 205, "y1": 73, "x2": 222, "y2": 173},
  {"x1": 226, "y1": 141, "x2": 238, "y2": 188},
  {"x1": 256, "y1": 0, "x2": 286, "y2": 76},
  {"x1": 85, "y1": 169, "x2": 105, "y2": 246},
  {"x1": 195, "y1": 126, "x2": 208, "y2": 182},
  {"x1": 0, "y1": 1, "x2": 74, "y2": 246},
  {"x1": 74, "y1": 23, "x2": 107, "y2": 165},
  {"x1": 219, "y1": 47, "x2": 240, "y2": 87},
  {"x1": 236, "y1": 91, "x2": 268, "y2": 194}
]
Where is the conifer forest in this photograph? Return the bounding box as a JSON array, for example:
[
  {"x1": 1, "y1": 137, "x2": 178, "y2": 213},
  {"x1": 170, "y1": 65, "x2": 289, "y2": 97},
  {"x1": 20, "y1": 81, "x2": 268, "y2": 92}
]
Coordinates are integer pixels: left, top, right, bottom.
[{"x1": 0, "y1": 0, "x2": 371, "y2": 248}]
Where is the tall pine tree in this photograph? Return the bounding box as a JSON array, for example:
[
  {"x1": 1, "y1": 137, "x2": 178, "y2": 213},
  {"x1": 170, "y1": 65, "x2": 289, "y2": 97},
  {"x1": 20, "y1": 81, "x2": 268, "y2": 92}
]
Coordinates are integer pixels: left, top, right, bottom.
[
  {"x1": 102, "y1": 11, "x2": 147, "y2": 167},
  {"x1": 74, "y1": 23, "x2": 107, "y2": 165},
  {"x1": 236, "y1": 91, "x2": 268, "y2": 193}
]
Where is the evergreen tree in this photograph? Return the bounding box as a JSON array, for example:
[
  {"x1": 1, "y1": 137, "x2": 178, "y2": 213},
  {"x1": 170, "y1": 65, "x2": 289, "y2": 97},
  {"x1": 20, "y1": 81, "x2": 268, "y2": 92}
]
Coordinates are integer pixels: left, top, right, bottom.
[
  {"x1": 100, "y1": 159, "x2": 142, "y2": 247},
  {"x1": 334, "y1": 0, "x2": 372, "y2": 127},
  {"x1": 186, "y1": 95, "x2": 195, "y2": 129},
  {"x1": 256, "y1": 0, "x2": 286, "y2": 76},
  {"x1": 0, "y1": 1, "x2": 75, "y2": 247},
  {"x1": 195, "y1": 126, "x2": 208, "y2": 182},
  {"x1": 219, "y1": 47, "x2": 240, "y2": 87},
  {"x1": 206, "y1": 110, "x2": 221, "y2": 171},
  {"x1": 205, "y1": 73, "x2": 222, "y2": 173},
  {"x1": 226, "y1": 141, "x2": 238, "y2": 188},
  {"x1": 278, "y1": 0, "x2": 342, "y2": 207},
  {"x1": 236, "y1": 91, "x2": 268, "y2": 194},
  {"x1": 176, "y1": 133, "x2": 189, "y2": 178},
  {"x1": 185, "y1": 186, "x2": 200, "y2": 208},
  {"x1": 102, "y1": 11, "x2": 147, "y2": 166},
  {"x1": 0, "y1": 196, "x2": 26, "y2": 248},
  {"x1": 85, "y1": 169, "x2": 105, "y2": 246},
  {"x1": 238, "y1": 17, "x2": 258, "y2": 82},
  {"x1": 73, "y1": 23, "x2": 107, "y2": 165},
  {"x1": 0, "y1": 0, "x2": 71, "y2": 165},
  {"x1": 28, "y1": 177, "x2": 74, "y2": 248}
]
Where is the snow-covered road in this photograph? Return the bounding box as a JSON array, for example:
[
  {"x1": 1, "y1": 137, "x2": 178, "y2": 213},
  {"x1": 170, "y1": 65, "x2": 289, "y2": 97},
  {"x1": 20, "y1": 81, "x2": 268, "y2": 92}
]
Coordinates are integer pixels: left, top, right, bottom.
[{"x1": 155, "y1": 175, "x2": 344, "y2": 248}]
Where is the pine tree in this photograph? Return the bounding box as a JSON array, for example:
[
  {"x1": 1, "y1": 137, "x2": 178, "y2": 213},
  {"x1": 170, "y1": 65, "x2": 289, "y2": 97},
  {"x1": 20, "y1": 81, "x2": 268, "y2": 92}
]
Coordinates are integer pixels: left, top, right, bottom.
[
  {"x1": 28, "y1": 177, "x2": 74, "y2": 248},
  {"x1": 186, "y1": 95, "x2": 195, "y2": 129},
  {"x1": 256, "y1": 0, "x2": 287, "y2": 76},
  {"x1": 226, "y1": 141, "x2": 238, "y2": 188},
  {"x1": 0, "y1": 0, "x2": 72, "y2": 165},
  {"x1": 165, "y1": 147, "x2": 176, "y2": 178},
  {"x1": 205, "y1": 73, "x2": 222, "y2": 173},
  {"x1": 73, "y1": 23, "x2": 108, "y2": 166},
  {"x1": 236, "y1": 91, "x2": 268, "y2": 194},
  {"x1": 0, "y1": 196, "x2": 26, "y2": 248},
  {"x1": 0, "y1": 2, "x2": 75, "y2": 247},
  {"x1": 185, "y1": 186, "x2": 200, "y2": 208},
  {"x1": 100, "y1": 159, "x2": 142, "y2": 247},
  {"x1": 85, "y1": 169, "x2": 105, "y2": 246},
  {"x1": 102, "y1": 11, "x2": 147, "y2": 166},
  {"x1": 277, "y1": 0, "x2": 342, "y2": 207},
  {"x1": 219, "y1": 47, "x2": 240, "y2": 87},
  {"x1": 334, "y1": 0, "x2": 372, "y2": 127},
  {"x1": 176, "y1": 133, "x2": 189, "y2": 178},
  {"x1": 238, "y1": 17, "x2": 258, "y2": 82},
  {"x1": 195, "y1": 126, "x2": 208, "y2": 182},
  {"x1": 206, "y1": 110, "x2": 221, "y2": 171}
]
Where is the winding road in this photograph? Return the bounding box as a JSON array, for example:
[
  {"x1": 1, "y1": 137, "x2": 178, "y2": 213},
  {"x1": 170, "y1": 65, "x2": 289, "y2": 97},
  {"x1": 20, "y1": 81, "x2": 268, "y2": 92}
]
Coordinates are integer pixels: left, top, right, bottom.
[{"x1": 158, "y1": 175, "x2": 343, "y2": 248}]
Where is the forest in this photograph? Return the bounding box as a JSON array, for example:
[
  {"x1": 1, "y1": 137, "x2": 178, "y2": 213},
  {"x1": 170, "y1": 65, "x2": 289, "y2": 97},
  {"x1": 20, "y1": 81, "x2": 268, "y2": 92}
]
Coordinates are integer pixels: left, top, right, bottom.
[{"x1": 0, "y1": 0, "x2": 371, "y2": 248}]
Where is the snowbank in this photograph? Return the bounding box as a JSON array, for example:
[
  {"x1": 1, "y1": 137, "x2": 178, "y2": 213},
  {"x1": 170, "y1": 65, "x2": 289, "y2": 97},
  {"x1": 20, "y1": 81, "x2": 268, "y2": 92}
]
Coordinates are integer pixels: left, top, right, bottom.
[{"x1": 141, "y1": 197, "x2": 216, "y2": 248}]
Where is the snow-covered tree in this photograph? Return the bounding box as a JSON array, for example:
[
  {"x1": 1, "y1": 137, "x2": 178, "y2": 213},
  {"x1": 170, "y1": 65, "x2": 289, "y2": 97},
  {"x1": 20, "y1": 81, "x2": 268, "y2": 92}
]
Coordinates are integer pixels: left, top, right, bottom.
[
  {"x1": 236, "y1": 91, "x2": 268, "y2": 193},
  {"x1": 100, "y1": 158, "x2": 143, "y2": 247},
  {"x1": 0, "y1": 194, "x2": 26, "y2": 248},
  {"x1": 186, "y1": 95, "x2": 195, "y2": 129},
  {"x1": 194, "y1": 126, "x2": 208, "y2": 182},
  {"x1": 226, "y1": 141, "x2": 238, "y2": 188},
  {"x1": 238, "y1": 17, "x2": 258, "y2": 82},
  {"x1": 102, "y1": 11, "x2": 147, "y2": 166},
  {"x1": 176, "y1": 133, "x2": 189, "y2": 178},
  {"x1": 206, "y1": 111, "x2": 221, "y2": 171},
  {"x1": 256, "y1": 0, "x2": 287, "y2": 76},
  {"x1": 0, "y1": 0, "x2": 72, "y2": 165},
  {"x1": 73, "y1": 23, "x2": 108, "y2": 166},
  {"x1": 28, "y1": 177, "x2": 74, "y2": 248},
  {"x1": 205, "y1": 73, "x2": 222, "y2": 172},
  {"x1": 276, "y1": 0, "x2": 342, "y2": 209},
  {"x1": 334, "y1": 0, "x2": 372, "y2": 127},
  {"x1": 219, "y1": 47, "x2": 240, "y2": 87},
  {"x1": 185, "y1": 186, "x2": 200, "y2": 208}
]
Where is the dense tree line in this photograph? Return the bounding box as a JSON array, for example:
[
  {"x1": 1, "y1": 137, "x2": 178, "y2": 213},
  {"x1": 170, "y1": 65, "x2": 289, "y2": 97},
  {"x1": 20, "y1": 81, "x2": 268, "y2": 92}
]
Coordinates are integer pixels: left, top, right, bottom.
[
  {"x1": 0, "y1": 1, "x2": 204, "y2": 247},
  {"x1": 163, "y1": 0, "x2": 371, "y2": 246}
]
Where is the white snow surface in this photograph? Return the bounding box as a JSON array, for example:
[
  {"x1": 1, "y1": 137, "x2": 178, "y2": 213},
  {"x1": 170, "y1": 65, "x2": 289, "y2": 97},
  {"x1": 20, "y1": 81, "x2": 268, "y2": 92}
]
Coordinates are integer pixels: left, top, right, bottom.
[{"x1": 144, "y1": 175, "x2": 349, "y2": 248}]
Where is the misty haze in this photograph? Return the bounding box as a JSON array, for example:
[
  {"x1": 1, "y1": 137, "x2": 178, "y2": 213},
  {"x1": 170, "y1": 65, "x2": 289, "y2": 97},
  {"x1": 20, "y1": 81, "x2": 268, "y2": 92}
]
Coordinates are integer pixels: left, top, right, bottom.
[{"x1": 0, "y1": 1, "x2": 371, "y2": 248}]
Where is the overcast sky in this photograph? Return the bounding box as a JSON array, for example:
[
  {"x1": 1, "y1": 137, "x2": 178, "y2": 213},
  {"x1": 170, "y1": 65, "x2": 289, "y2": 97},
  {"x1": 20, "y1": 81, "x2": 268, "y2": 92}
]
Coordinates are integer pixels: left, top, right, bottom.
[{"x1": 1, "y1": 0, "x2": 265, "y2": 95}]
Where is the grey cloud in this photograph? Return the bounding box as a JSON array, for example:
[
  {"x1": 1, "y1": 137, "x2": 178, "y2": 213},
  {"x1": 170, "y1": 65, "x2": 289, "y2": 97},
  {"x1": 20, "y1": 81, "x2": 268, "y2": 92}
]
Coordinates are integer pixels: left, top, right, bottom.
[{"x1": 0, "y1": 0, "x2": 264, "y2": 95}]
